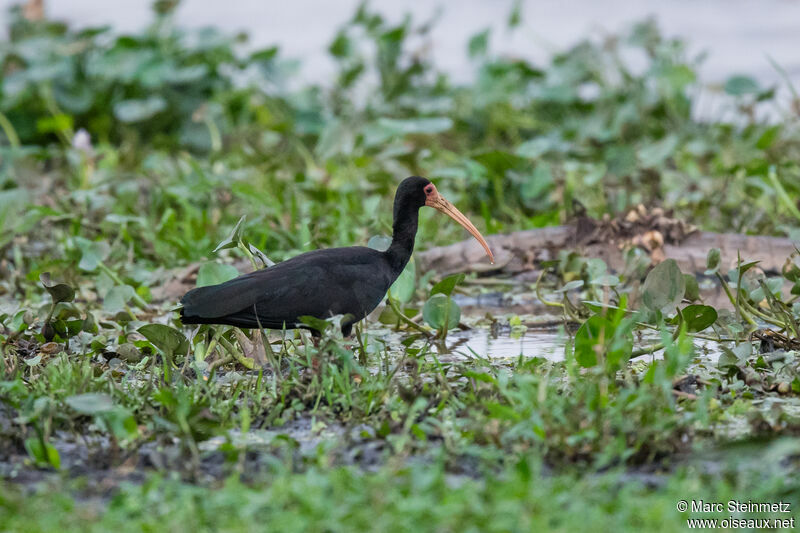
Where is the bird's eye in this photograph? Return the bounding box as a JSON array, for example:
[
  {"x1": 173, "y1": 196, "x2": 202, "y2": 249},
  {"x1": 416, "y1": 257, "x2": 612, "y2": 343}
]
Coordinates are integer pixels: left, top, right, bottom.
[{"x1": 424, "y1": 185, "x2": 434, "y2": 194}]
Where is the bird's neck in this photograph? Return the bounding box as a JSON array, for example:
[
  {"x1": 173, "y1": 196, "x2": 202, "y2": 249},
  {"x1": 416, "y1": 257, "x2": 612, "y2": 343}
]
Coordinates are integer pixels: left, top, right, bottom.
[{"x1": 386, "y1": 207, "x2": 419, "y2": 275}]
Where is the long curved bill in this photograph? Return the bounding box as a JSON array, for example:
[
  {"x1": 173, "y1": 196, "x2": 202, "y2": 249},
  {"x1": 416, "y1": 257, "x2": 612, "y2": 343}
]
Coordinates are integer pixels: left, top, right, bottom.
[{"x1": 426, "y1": 186, "x2": 494, "y2": 263}]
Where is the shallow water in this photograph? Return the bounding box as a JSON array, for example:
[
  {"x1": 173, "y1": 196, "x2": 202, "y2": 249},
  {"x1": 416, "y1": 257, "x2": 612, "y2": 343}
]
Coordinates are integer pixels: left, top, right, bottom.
[
  {"x1": 448, "y1": 328, "x2": 566, "y2": 361},
  {"x1": 445, "y1": 325, "x2": 728, "y2": 363}
]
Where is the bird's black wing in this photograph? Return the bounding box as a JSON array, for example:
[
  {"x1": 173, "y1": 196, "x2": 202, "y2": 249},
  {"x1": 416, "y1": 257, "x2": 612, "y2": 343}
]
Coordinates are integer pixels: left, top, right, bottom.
[{"x1": 180, "y1": 247, "x2": 393, "y2": 328}]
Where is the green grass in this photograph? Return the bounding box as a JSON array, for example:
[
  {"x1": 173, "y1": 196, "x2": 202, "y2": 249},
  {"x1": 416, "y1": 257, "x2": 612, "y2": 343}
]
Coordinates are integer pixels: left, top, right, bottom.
[{"x1": 3, "y1": 457, "x2": 798, "y2": 533}]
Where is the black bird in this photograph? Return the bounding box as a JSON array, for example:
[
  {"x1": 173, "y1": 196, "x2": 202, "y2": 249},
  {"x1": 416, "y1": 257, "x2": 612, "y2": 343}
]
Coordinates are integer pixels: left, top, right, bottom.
[{"x1": 180, "y1": 176, "x2": 493, "y2": 335}]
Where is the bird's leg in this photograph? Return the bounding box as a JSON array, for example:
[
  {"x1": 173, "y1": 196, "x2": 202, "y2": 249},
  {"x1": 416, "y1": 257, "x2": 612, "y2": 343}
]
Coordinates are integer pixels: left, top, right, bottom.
[
  {"x1": 231, "y1": 329, "x2": 268, "y2": 367},
  {"x1": 353, "y1": 323, "x2": 367, "y2": 365}
]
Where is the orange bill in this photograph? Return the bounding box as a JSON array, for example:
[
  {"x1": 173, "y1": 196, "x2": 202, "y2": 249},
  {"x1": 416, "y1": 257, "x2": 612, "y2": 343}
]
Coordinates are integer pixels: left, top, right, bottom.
[{"x1": 425, "y1": 185, "x2": 494, "y2": 263}]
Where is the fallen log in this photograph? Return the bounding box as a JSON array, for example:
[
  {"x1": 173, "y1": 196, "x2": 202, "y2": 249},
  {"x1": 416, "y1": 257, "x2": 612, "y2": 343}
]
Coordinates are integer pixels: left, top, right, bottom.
[{"x1": 417, "y1": 224, "x2": 799, "y2": 276}]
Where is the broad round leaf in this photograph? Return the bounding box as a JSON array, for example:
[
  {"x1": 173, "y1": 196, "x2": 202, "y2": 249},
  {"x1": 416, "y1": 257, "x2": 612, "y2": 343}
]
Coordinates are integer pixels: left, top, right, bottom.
[
  {"x1": 389, "y1": 257, "x2": 416, "y2": 303},
  {"x1": 422, "y1": 293, "x2": 460, "y2": 331},
  {"x1": 556, "y1": 280, "x2": 584, "y2": 293},
  {"x1": 724, "y1": 75, "x2": 759, "y2": 96},
  {"x1": 138, "y1": 324, "x2": 189, "y2": 356},
  {"x1": 196, "y1": 262, "x2": 240, "y2": 287},
  {"x1": 113, "y1": 96, "x2": 167, "y2": 123},
  {"x1": 683, "y1": 274, "x2": 700, "y2": 302},
  {"x1": 40, "y1": 273, "x2": 75, "y2": 304},
  {"x1": 74, "y1": 237, "x2": 110, "y2": 272},
  {"x1": 103, "y1": 285, "x2": 135, "y2": 314},
  {"x1": 704, "y1": 248, "x2": 721, "y2": 275},
  {"x1": 367, "y1": 235, "x2": 392, "y2": 252},
  {"x1": 642, "y1": 259, "x2": 685, "y2": 313},
  {"x1": 680, "y1": 304, "x2": 717, "y2": 332}
]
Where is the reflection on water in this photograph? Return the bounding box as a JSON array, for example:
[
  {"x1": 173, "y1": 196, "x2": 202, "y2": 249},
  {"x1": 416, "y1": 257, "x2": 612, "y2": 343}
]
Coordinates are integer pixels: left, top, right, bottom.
[
  {"x1": 446, "y1": 328, "x2": 727, "y2": 363},
  {"x1": 448, "y1": 329, "x2": 567, "y2": 361}
]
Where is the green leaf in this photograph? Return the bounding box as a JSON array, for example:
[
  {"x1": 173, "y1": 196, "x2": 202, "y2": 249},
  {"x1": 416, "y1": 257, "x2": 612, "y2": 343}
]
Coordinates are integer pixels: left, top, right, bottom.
[
  {"x1": 605, "y1": 145, "x2": 637, "y2": 177},
  {"x1": 683, "y1": 274, "x2": 699, "y2": 301},
  {"x1": 39, "y1": 273, "x2": 75, "y2": 304},
  {"x1": 705, "y1": 248, "x2": 721, "y2": 275},
  {"x1": 389, "y1": 257, "x2": 416, "y2": 303},
  {"x1": 642, "y1": 259, "x2": 685, "y2": 314},
  {"x1": 74, "y1": 237, "x2": 110, "y2": 272},
  {"x1": 65, "y1": 393, "x2": 115, "y2": 415},
  {"x1": 422, "y1": 293, "x2": 461, "y2": 331},
  {"x1": 365, "y1": 117, "x2": 453, "y2": 146},
  {"x1": 113, "y1": 96, "x2": 167, "y2": 123},
  {"x1": 103, "y1": 285, "x2": 135, "y2": 314},
  {"x1": 24, "y1": 438, "x2": 60, "y2": 469},
  {"x1": 212, "y1": 215, "x2": 247, "y2": 253},
  {"x1": 680, "y1": 304, "x2": 717, "y2": 332},
  {"x1": 590, "y1": 274, "x2": 620, "y2": 287},
  {"x1": 556, "y1": 280, "x2": 584, "y2": 293},
  {"x1": 298, "y1": 315, "x2": 334, "y2": 333},
  {"x1": 367, "y1": 235, "x2": 392, "y2": 252},
  {"x1": 430, "y1": 273, "x2": 465, "y2": 297},
  {"x1": 138, "y1": 324, "x2": 189, "y2": 356},
  {"x1": 468, "y1": 29, "x2": 490, "y2": 58},
  {"x1": 749, "y1": 277, "x2": 782, "y2": 302},
  {"x1": 724, "y1": 75, "x2": 760, "y2": 96},
  {"x1": 756, "y1": 125, "x2": 781, "y2": 150},
  {"x1": 574, "y1": 313, "x2": 633, "y2": 369},
  {"x1": 638, "y1": 134, "x2": 679, "y2": 168},
  {"x1": 196, "y1": 262, "x2": 240, "y2": 287}
]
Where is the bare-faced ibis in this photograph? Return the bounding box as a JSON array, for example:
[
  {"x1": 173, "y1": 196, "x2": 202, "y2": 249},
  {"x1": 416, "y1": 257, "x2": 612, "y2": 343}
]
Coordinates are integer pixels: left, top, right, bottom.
[{"x1": 180, "y1": 176, "x2": 493, "y2": 335}]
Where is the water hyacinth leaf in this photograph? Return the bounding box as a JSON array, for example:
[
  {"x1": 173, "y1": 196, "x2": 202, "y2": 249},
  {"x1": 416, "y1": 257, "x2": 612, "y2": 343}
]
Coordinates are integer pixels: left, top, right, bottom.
[
  {"x1": 430, "y1": 273, "x2": 465, "y2": 297},
  {"x1": 590, "y1": 274, "x2": 620, "y2": 287},
  {"x1": 704, "y1": 248, "x2": 721, "y2": 275},
  {"x1": 584, "y1": 258, "x2": 608, "y2": 280},
  {"x1": 642, "y1": 259, "x2": 685, "y2": 313},
  {"x1": 74, "y1": 237, "x2": 111, "y2": 272},
  {"x1": 605, "y1": 145, "x2": 637, "y2": 177},
  {"x1": 103, "y1": 285, "x2": 135, "y2": 314},
  {"x1": 212, "y1": 215, "x2": 247, "y2": 253},
  {"x1": 367, "y1": 235, "x2": 392, "y2": 252},
  {"x1": 380, "y1": 118, "x2": 453, "y2": 135},
  {"x1": 389, "y1": 258, "x2": 416, "y2": 303},
  {"x1": 749, "y1": 277, "x2": 783, "y2": 302},
  {"x1": 680, "y1": 304, "x2": 717, "y2": 332},
  {"x1": 468, "y1": 28, "x2": 490, "y2": 58},
  {"x1": 555, "y1": 280, "x2": 584, "y2": 293},
  {"x1": 365, "y1": 117, "x2": 453, "y2": 146},
  {"x1": 39, "y1": 273, "x2": 75, "y2": 304},
  {"x1": 196, "y1": 262, "x2": 240, "y2": 288},
  {"x1": 378, "y1": 305, "x2": 400, "y2": 325},
  {"x1": 683, "y1": 274, "x2": 700, "y2": 301},
  {"x1": 113, "y1": 96, "x2": 167, "y2": 123},
  {"x1": 65, "y1": 393, "x2": 115, "y2": 415},
  {"x1": 138, "y1": 324, "x2": 189, "y2": 356},
  {"x1": 724, "y1": 75, "x2": 760, "y2": 96},
  {"x1": 718, "y1": 342, "x2": 752, "y2": 370},
  {"x1": 423, "y1": 293, "x2": 460, "y2": 331},
  {"x1": 638, "y1": 134, "x2": 679, "y2": 168},
  {"x1": 514, "y1": 135, "x2": 570, "y2": 159}
]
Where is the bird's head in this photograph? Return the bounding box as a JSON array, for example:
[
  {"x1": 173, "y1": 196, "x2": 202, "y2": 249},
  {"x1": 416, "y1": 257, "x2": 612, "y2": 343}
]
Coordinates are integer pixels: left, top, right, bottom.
[{"x1": 396, "y1": 176, "x2": 494, "y2": 263}]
